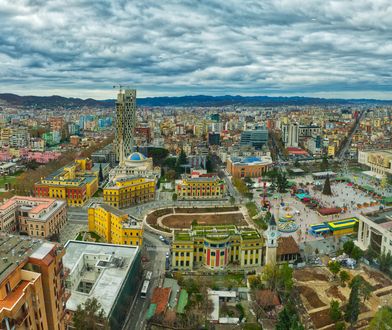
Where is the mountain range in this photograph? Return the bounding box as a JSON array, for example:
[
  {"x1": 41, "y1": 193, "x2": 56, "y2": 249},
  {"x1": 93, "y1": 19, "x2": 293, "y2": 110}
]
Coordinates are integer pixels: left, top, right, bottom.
[{"x1": 0, "y1": 93, "x2": 391, "y2": 108}]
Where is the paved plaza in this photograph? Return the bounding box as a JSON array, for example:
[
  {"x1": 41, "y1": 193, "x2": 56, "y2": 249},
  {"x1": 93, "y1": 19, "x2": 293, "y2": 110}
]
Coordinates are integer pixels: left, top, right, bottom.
[
  {"x1": 59, "y1": 223, "x2": 86, "y2": 244},
  {"x1": 266, "y1": 179, "x2": 381, "y2": 245}
]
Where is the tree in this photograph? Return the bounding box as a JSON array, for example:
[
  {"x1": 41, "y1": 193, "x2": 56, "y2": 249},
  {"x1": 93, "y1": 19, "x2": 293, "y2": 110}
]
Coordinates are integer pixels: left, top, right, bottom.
[
  {"x1": 172, "y1": 193, "x2": 178, "y2": 201},
  {"x1": 206, "y1": 154, "x2": 213, "y2": 173},
  {"x1": 98, "y1": 164, "x2": 104, "y2": 182},
  {"x1": 328, "y1": 261, "x2": 341, "y2": 279},
  {"x1": 277, "y1": 172, "x2": 288, "y2": 193},
  {"x1": 359, "y1": 279, "x2": 372, "y2": 303},
  {"x1": 339, "y1": 270, "x2": 350, "y2": 287},
  {"x1": 73, "y1": 297, "x2": 109, "y2": 330},
  {"x1": 261, "y1": 262, "x2": 293, "y2": 295},
  {"x1": 322, "y1": 175, "x2": 332, "y2": 196},
  {"x1": 176, "y1": 149, "x2": 187, "y2": 173},
  {"x1": 229, "y1": 196, "x2": 235, "y2": 205},
  {"x1": 345, "y1": 276, "x2": 361, "y2": 326},
  {"x1": 276, "y1": 303, "x2": 304, "y2": 330},
  {"x1": 351, "y1": 246, "x2": 364, "y2": 261},
  {"x1": 368, "y1": 306, "x2": 392, "y2": 330},
  {"x1": 378, "y1": 252, "x2": 392, "y2": 273},
  {"x1": 329, "y1": 300, "x2": 342, "y2": 323},
  {"x1": 320, "y1": 154, "x2": 329, "y2": 171},
  {"x1": 343, "y1": 240, "x2": 354, "y2": 255}
]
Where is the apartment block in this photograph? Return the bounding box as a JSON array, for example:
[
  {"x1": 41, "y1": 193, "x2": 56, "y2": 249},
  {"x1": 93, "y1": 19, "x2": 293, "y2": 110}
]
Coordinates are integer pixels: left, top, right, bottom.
[{"x1": 0, "y1": 235, "x2": 67, "y2": 330}]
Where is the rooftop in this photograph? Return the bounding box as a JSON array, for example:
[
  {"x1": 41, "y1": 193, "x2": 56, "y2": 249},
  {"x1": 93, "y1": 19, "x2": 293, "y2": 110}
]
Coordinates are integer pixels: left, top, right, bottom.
[
  {"x1": 63, "y1": 241, "x2": 139, "y2": 316},
  {"x1": 0, "y1": 234, "x2": 55, "y2": 283}
]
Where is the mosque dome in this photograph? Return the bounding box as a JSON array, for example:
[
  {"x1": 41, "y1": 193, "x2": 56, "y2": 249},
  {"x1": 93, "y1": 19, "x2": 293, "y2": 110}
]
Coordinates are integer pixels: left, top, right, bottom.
[{"x1": 127, "y1": 152, "x2": 146, "y2": 161}]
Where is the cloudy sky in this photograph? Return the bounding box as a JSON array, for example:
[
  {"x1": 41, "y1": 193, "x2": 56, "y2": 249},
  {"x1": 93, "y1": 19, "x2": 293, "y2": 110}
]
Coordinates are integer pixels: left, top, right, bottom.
[{"x1": 1, "y1": 0, "x2": 392, "y2": 99}]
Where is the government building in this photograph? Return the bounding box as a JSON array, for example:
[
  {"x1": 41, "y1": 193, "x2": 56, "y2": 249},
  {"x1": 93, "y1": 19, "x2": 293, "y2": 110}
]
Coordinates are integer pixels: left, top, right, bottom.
[
  {"x1": 103, "y1": 176, "x2": 155, "y2": 209},
  {"x1": 171, "y1": 225, "x2": 264, "y2": 270},
  {"x1": 88, "y1": 203, "x2": 143, "y2": 246},
  {"x1": 226, "y1": 155, "x2": 273, "y2": 178},
  {"x1": 34, "y1": 158, "x2": 104, "y2": 206},
  {"x1": 175, "y1": 173, "x2": 226, "y2": 200},
  {"x1": 0, "y1": 196, "x2": 66, "y2": 238}
]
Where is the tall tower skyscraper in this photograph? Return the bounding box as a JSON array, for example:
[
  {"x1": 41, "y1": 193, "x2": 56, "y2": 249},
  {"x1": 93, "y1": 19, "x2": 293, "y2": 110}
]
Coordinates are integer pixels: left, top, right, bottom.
[{"x1": 115, "y1": 89, "x2": 136, "y2": 161}]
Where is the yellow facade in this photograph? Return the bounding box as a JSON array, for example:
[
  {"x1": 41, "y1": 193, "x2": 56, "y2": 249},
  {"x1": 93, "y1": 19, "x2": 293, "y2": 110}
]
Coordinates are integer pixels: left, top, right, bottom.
[
  {"x1": 176, "y1": 176, "x2": 225, "y2": 200},
  {"x1": 88, "y1": 204, "x2": 143, "y2": 246},
  {"x1": 328, "y1": 145, "x2": 335, "y2": 157},
  {"x1": 103, "y1": 177, "x2": 155, "y2": 209},
  {"x1": 172, "y1": 225, "x2": 263, "y2": 270},
  {"x1": 35, "y1": 158, "x2": 98, "y2": 207}
]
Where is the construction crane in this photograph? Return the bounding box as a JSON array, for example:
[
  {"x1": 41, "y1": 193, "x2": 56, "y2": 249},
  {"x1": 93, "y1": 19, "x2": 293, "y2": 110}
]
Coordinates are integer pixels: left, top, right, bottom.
[{"x1": 113, "y1": 85, "x2": 123, "y2": 94}]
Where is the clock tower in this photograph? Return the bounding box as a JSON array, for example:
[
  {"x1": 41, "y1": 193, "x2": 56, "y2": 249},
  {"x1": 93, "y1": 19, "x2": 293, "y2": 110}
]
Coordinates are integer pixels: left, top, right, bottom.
[{"x1": 265, "y1": 214, "x2": 279, "y2": 265}]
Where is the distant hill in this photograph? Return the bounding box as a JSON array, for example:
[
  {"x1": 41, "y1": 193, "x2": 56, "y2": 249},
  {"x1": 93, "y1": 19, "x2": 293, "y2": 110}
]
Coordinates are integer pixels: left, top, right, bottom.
[
  {"x1": 0, "y1": 93, "x2": 114, "y2": 108},
  {"x1": 0, "y1": 93, "x2": 391, "y2": 108}
]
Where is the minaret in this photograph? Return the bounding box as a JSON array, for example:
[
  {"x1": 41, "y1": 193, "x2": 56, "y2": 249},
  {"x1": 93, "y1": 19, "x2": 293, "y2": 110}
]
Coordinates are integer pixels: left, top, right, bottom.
[{"x1": 264, "y1": 214, "x2": 279, "y2": 265}]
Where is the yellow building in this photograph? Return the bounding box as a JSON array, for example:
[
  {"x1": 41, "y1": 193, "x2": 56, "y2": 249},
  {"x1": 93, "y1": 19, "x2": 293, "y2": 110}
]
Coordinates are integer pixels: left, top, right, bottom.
[
  {"x1": 172, "y1": 225, "x2": 263, "y2": 270},
  {"x1": 0, "y1": 236, "x2": 67, "y2": 330},
  {"x1": 327, "y1": 145, "x2": 336, "y2": 157},
  {"x1": 35, "y1": 158, "x2": 100, "y2": 206},
  {"x1": 175, "y1": 174, "x2": 226, "y2": 200},
  {"x1": 88, "y1": 203, "x2": 143, "y2": 246},
  {"x1": 103, "y1": 176, "x2": 155, "y2": 209}
]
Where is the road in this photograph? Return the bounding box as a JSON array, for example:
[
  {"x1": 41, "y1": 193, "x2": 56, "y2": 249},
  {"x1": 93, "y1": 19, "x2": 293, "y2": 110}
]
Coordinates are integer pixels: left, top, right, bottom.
[
  {"x1": 337, "y1": 108, "x2": 369, "y2": 160},
  {"x1": 122, "y1": 231, "x2": 169, "y2": 330}
]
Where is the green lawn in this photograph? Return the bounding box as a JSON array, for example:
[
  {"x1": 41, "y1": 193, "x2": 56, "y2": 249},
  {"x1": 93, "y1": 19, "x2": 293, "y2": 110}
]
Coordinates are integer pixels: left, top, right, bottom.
[{"x1": 0, "y1": 176, "x2": 17, "y2": 188}]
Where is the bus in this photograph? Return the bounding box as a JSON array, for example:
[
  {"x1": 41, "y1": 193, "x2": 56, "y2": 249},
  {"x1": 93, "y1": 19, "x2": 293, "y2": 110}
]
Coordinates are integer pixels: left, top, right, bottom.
[
  {"x1": 140, "y1": 280, "x2": 150, "y2": 298},
  {"x1": 145, "y1": 271, "x2": 152, "y2": 281}
]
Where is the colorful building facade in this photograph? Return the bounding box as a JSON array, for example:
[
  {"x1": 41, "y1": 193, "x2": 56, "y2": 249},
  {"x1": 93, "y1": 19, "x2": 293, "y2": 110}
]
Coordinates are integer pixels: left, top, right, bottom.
[
  {"x1": 88, "y1": 203, "x2": 143, "y2": 246},
  {"x1": 175, "y1": 174, "x2": 226, "y2": 200},
  {"x1": 171, "y1": 225, "x2": 264, "y2": 270},
  {"x1": 34, "y1": 158, "x2": 99, "y2": 206},
  {"x1": 103, "y1": 176, "x2": 155, "y2": 209}
]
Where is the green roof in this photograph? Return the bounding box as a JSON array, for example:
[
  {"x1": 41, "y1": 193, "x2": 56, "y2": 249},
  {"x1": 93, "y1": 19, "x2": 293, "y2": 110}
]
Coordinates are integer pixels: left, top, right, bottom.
[
  {"x1": 176, "y1": 290, "x2": 188, "y2": 314},
  {"x1": 382, "y1": 197, "x2": 392, "y2": 204},
  {"x1": 146, "y1": 304, "x2": 157, "y2": 320}
]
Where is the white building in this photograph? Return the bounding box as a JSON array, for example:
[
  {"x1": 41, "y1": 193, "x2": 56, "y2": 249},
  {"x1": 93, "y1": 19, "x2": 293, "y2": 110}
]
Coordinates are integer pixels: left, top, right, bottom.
[
  {"x1": 282, "y1": 123, "x2": 299, "y2": 147},
  {"x1": 355, "y1": 210, "x2": 392, "y2": 257},
  {"x1": 358, "y1": 149, "x2": 392, "y2": 178},
  {"x1": 64, "y1": 241, "x2": 141, "y2": 329}
]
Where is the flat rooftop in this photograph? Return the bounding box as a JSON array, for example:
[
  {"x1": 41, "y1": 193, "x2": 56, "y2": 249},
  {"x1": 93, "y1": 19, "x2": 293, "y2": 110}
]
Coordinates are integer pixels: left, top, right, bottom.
[
  {"x1": 365, "y1": 208, "x2": 392, "y2": 225},
  {"x1": 0, "y1": 234, "x2": 54, "y2": 283},
  {"x1": 63, "y1": 240, "x2": 139, "y2": 316}
]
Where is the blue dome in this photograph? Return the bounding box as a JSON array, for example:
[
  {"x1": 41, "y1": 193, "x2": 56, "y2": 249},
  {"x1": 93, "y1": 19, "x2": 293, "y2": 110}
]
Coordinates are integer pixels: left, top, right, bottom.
[{"x1": 128, "y1": 152, "x2": 146, "y2": 161}]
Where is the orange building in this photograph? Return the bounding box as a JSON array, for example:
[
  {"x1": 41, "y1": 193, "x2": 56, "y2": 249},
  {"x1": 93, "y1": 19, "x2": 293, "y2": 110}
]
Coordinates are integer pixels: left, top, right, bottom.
[
  {"x1": 226, "y1": 155, "x2": 273, "y2": 178},
  {"x1": 0, "y1": 235, "x2": 67, "y2": 330}
]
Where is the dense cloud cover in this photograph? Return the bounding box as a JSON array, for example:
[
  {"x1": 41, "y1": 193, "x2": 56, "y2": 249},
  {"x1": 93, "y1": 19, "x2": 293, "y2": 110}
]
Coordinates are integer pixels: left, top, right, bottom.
[{"x1": 0, "y1": 0, "x2": 392, "y2": 98}]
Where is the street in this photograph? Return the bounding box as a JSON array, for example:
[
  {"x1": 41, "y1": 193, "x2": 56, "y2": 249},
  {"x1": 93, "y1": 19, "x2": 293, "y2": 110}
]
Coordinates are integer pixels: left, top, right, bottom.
[{"x1": 122, "y1": 230, "x2": 169, "y2": 330}]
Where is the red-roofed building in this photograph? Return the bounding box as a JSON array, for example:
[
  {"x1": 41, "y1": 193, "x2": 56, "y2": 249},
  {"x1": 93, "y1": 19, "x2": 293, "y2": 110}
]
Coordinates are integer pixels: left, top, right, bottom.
[{"x1": 151, "y1": 287, "x2": 171, "y2": 315}]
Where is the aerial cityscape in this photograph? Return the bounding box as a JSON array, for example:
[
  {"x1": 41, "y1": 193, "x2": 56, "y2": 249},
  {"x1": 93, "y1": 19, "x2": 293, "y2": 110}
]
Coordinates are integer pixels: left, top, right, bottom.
[{"x1": 1, "y1": 1, "x2": 392, "y2": 330}]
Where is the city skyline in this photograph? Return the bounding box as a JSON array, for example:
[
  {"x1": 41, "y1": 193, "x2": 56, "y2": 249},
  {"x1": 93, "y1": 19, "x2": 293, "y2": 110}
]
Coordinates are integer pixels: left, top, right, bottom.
[{"x1": 0, "y1": 0, "x2": 392, "y2": 99}]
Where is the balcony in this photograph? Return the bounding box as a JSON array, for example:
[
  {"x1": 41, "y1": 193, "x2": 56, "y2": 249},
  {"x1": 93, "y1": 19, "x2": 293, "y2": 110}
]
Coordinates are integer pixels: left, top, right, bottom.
[{"x1": 15, "y1": 308, "x2": 28, "y2": 326}]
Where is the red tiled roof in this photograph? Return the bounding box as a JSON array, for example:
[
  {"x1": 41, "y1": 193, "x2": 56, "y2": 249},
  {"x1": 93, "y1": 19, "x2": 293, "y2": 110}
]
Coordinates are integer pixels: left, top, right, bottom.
[
  {"x1": 277, "y1": 236, "x2": 300, "y2": 256},
  {"x1": 151, "y1": 287, "x2": 171, "y2": 315},
  {"x1": 318, "y1": 207, "x2": 342, "y2": 216}
]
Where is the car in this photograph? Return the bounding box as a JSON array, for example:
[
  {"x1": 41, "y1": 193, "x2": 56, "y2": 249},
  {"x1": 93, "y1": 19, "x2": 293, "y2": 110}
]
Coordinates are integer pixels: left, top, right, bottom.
[
  {"x1": 159, "y1": 235, "x2": 164, "y2": 241},
  {"x1": 165, "y1": 252, "x2": 170, "y2": 258}
]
